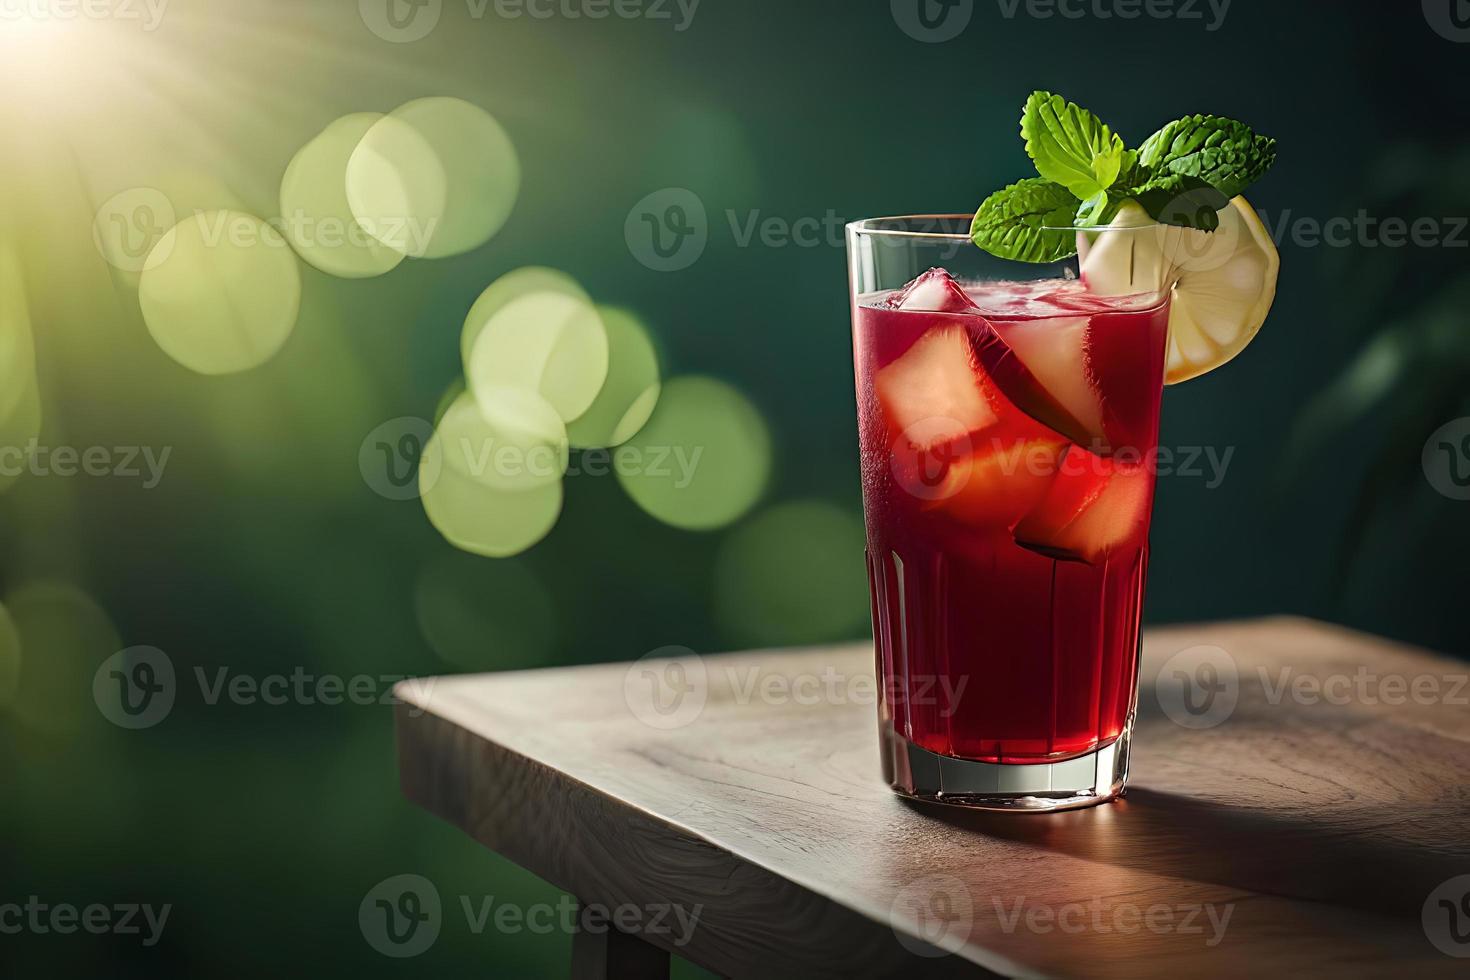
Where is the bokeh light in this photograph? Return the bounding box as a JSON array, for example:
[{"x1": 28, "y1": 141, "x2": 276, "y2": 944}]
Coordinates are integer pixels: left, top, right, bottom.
[
  {"x1": 414, "y1": 552, "x2": 557, "y2": 671},
  {"x1": 460, "y1": 267, "x2": 589, "y2": 366},
  {"x1": 616, "y1": 376, "x2": 771, "y2": 531},
  {"x1": 6, "y1": 582, "x2": 120, "y2": 734},
  {"x1": 466, "y1": 290, "x2": 608, "y2": 424},
  {"x1": 436, "y1": 389, "x2": 567, "y2": 493},
  {"x1": 566, "y1": 306, "x2": 661, "y2": 449},
  {"x1": 342, "y1": 113, "x2": 442, "y2": 258},
  {"x1": 713, "y1": 500, "x2": 871, "y2": 645},
  {"x1": 420, "y1": 428, "x2": 564, "y2": 558},
  {"x1": 346, "y1": 97, "x2": 520, "y2": 259},
  {"x1": 138, "y1": 210, "x2": 302, "y2": 375},
  {"x1": 434, "y1": 378, "x2": 467, "y2": 426},
  {"x1": 279, "y1": 113, "x2": 405, "y2": 279}
]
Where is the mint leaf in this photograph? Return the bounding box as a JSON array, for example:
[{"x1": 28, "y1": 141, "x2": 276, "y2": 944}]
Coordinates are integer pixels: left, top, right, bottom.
[
  {"x1": 1137, "y1": 114, "x2": 1276, "y2": 198},
  {"x1": 970, "y1": 178, "x2": 1079, "y2": 262},
  {"x1": 1020, "y1": 91, "x2": 1127, "y2": 199},
  {"x1": 1131, "y1": 174, "x2": 1230, "y2": 231}
]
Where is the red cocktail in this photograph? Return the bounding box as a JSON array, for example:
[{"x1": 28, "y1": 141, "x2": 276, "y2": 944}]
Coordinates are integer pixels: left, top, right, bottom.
[
  {"x1": 846, "y1": 213, "x2": 1178, "y2": 810},
  {"x1": 855, "y1": 268, "x2": 1168, "y2": 768}
]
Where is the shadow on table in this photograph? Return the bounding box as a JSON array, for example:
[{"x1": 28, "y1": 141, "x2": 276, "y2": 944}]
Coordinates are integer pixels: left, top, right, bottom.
[{"x1": 902, "y1": 788, "x2": 1469, "y2": 919}]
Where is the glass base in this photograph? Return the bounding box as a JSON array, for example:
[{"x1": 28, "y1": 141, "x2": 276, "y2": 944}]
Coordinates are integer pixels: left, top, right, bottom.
[{"x1": 880, "y1": 722, "x2": 1132, "y2": 813}]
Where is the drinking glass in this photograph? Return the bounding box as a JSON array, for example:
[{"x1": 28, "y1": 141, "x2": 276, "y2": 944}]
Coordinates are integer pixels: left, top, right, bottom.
[{"x1": 847, "y1": 215, "x2": 1171, "y2": 811}]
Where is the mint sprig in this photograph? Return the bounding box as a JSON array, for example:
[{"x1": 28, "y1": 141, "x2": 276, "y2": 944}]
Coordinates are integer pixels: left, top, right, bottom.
[{"x1": 971, "y1": 91, "x2": 1276, "y2": 261}]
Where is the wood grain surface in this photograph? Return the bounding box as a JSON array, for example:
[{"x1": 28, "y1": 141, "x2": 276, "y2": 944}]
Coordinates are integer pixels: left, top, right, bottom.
[{"x1": 394, "y1": 617, "x2": 1470, "y2": 978}]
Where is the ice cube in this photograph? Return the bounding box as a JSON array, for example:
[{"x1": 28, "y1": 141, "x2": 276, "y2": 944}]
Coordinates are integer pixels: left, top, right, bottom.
[
  {"x1": 1013, "y1": 449, "x2": 1153, "y2": 563},
  {"x1": 930, "y1": 435, "x2": 1068, "y2": 528},
  {"x1": 989, "y1": 316, "x2": 1108, "y2": 450},
  {"x1": 887, "y1": 421, "x2": 974, "y2": 503},
  {"x1": 891, "y1": 268, "x2": 981, "y2": 314},
  {"x1": 875, "y1": 323, "x2": 997, "y2": 451}
]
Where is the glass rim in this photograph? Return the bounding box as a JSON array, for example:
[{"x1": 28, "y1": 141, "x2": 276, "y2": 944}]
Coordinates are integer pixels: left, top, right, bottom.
[{"x1": 847, "y1": 212, "x2": 1164, "y2": 240}]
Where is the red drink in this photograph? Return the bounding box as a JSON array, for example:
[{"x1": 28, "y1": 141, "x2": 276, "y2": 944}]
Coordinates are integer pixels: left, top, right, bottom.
[{"x1": 853, "y1": 269, "x2": 1169, "y2": 765}]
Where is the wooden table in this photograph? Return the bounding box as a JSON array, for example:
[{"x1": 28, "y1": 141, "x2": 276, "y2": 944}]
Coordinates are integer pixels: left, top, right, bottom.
[{"x1": 393, "y1": 617, "x2": 1470, "y2": 977}]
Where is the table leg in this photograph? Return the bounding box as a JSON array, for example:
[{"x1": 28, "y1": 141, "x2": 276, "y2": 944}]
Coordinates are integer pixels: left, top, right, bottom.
[{"x1": 569, "y1": 899, "x2": 671, "y2": 980}]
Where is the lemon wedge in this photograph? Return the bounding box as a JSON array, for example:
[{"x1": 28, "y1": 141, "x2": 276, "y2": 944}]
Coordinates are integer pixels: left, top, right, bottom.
[{"x1": 1081, "y1": 197, "x2": 1279, "y2": 384}]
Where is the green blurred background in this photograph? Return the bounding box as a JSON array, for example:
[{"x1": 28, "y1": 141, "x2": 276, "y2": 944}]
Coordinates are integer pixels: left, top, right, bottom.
[{"x1": 1, "y1": 0, "x2": 1467, "y2": 974}]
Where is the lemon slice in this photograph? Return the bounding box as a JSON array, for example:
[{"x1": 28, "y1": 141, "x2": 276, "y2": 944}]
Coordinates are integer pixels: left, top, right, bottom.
[{"x1": 1081, "y1": 197, "x2": 1279, "y2": 384}]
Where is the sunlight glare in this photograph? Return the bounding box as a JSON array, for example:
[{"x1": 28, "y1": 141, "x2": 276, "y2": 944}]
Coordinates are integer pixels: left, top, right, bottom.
[{"x1": 0, "y1": 14, "x2": 127, "y2": 114}]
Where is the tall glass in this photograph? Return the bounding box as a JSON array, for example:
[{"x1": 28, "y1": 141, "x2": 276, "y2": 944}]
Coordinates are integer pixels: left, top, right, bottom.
[{"x1": 846, "y1": 215, "x2": 1171, "y2": 811}]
